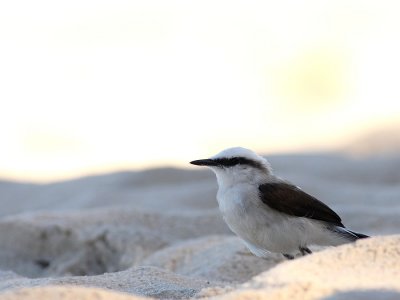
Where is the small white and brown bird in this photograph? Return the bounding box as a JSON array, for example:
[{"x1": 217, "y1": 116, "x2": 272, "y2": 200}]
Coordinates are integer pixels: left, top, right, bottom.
[{"x1": 190, "y1": 147, "x2": 368, "y2": 259}]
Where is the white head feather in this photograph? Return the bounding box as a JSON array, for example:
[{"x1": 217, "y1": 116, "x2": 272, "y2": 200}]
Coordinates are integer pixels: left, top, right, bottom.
[{"x1": 207, "y1": 147, "x2": 273, "y2": 186}]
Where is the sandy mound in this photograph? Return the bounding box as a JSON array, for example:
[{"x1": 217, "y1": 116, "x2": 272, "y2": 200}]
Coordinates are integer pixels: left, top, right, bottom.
[
  {"x1": 1, "y1": 236, "x2": 400, "y2": 300},
  {"x1": 142, "y1": 235, "x2": 283, "y2": 283},
  {"x1": 0, "y1": 286, "x2": 145, "y2": 300},
  {"x1": 0, "y1": 154, "x2": 399, "y2": 299},
  {"x1": 213, "y1": 235, "x2": 400, "y2": 299},
  {"x1": 0, "y1": 266, "x2": 211, "y2": 299},
  {"x1": 0, "y1": 209, "x2": 229, "y2": 278}
]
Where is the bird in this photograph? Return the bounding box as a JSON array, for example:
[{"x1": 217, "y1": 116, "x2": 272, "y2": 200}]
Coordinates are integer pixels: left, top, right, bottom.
[{"x1": 190, "y1": 147, "x2": 368, "y2": 260}]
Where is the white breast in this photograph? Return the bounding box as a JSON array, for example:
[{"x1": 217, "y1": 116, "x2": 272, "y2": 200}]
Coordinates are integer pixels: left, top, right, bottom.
[{"x1": 216, "y1": 184, "x2": 273, "y2": 247}]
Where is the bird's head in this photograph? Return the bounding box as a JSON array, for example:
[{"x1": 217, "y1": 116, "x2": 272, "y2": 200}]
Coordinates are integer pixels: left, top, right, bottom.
[{"x1": 190, "y1": 147, "x2": 272, "y2": 186}]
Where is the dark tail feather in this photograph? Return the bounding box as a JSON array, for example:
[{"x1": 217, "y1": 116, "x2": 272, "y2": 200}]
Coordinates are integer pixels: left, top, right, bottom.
[
  {"x1": 347, "y1": 230, "x2": 369, "y2": 239},
  {"x1": 332, "y1": 227, "x2": 369, "y2": 241}
]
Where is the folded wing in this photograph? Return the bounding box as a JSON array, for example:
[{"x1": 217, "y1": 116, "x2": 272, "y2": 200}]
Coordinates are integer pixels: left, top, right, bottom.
[{"x1": 259, "y1": 182, "x2": 344, "y2": 227}]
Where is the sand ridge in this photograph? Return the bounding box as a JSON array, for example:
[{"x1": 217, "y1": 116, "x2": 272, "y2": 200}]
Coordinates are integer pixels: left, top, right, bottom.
[{"x1": 0, "y1": 154, "x2": 399, "y2": 299}]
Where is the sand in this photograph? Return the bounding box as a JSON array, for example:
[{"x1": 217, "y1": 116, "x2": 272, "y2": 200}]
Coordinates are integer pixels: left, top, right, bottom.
[{"x1": 0, "y1": 153, "x2": 399, "y2": 299}]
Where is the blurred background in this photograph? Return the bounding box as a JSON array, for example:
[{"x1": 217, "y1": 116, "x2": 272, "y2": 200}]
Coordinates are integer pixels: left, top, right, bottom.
[{"x1": 1, "y1": 0, "x2": 400, "y2": 182}]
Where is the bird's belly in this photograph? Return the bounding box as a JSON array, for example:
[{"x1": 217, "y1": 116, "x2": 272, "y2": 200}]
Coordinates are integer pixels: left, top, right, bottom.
[{"x1": 218, "y1": 197, "x2": 314, "y2": 254}]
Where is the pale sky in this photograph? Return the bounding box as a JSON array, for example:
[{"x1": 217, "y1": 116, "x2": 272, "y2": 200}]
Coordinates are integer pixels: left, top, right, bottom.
[{"x1": 1, "y1": 0, "x2": 400, "y2": 182}]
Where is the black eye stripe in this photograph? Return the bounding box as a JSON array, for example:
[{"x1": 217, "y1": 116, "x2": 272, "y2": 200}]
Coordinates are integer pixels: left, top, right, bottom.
[{"x1": 213, "y1": 157, "x2": 265, "y2": 170}]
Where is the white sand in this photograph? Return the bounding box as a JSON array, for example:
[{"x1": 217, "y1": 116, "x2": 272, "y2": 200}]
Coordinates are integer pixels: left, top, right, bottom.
[{"x1": 0, "y1": 153, "x2": 399, "y2": 299}]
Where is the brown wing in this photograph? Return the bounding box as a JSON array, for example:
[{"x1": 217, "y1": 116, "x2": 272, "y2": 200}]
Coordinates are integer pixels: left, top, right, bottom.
[{"x1": 259, "y1": 182, "x2": 344, "y2": 227}]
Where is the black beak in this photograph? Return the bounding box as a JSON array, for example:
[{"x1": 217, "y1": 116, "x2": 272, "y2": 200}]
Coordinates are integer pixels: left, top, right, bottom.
[{"x1": 190, "y1": 159, "x2": 218, "y2": 166}]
